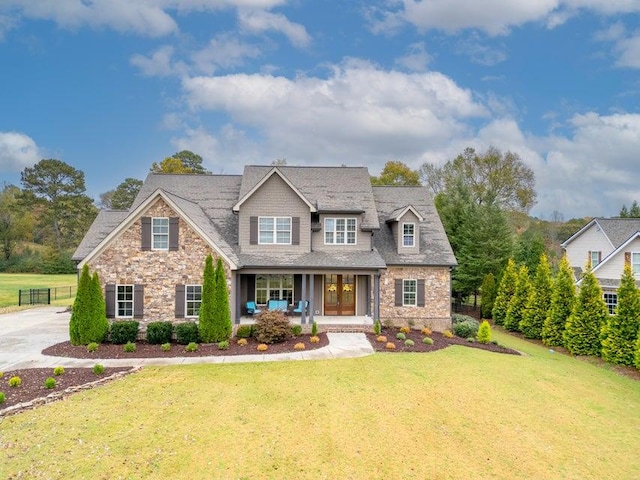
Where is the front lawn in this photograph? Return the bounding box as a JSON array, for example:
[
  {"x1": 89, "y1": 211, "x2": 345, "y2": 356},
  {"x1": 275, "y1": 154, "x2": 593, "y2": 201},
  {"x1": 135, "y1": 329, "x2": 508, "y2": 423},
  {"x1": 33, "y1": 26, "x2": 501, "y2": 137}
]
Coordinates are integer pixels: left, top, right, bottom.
[
  {"x1": 0, "y1": 273, "x2": 76, "y2": 308},
  {"x1": 1, "y1": 332, "x2": 639, "y2": 479}
]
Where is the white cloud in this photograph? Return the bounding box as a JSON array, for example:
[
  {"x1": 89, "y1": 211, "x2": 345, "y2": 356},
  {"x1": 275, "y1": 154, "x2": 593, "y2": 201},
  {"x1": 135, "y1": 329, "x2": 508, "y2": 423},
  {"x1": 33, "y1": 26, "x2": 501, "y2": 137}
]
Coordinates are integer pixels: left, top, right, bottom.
[
  {"x1": 614, "y1": 34, "x2": 640, "y2": 68},
  {"x1": 237, "y1": 9, "x2": 310, "y2": 47},
  {"x1": 0, "y1": 14, "x2": 17, "y2": 41},
  {"x1": 190, "y1": 33, "x2": 262, "y2": 75},
  {"x1": 455, "y1": 36, "x2": 507, "y2": 65},
  {"x1": 0, "y1": 132, "x2": 41, "y2": 173},
  {"x1": 395, "y1": 42, "x2": 430, "y2": 72},
  {"x1": 130, "y1": 45, "x2": 181, "y2": 76}
]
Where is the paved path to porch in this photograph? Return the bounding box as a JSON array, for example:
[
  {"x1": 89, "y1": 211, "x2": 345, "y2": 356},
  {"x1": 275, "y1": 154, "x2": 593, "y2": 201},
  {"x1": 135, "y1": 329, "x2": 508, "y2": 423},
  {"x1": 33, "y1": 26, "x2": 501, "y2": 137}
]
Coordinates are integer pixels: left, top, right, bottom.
[{"x1": 0, "y1": 307, "x2": 375, "y2": 371}]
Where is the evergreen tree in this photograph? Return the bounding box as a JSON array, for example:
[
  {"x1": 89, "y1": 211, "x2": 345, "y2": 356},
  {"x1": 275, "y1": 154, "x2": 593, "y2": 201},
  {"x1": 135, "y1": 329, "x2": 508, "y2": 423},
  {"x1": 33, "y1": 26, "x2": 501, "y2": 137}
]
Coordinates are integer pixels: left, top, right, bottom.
[
  {"x1": 601, "y1": 264, "x2": 640, "y2": 366},
  {"x1": 504, "y1": 265, "x2": 531, "y2": 332},
  {"x1": 198, "y1": 254, "x2": 216, "y2": 342},
  {"x1": 492, "y1": 258, "x2": 518, "y2": 326},
  {"x1": 481, "y1": 272, "x2": 497, "y2": 319},
  {"x1": 542, "y1": 255, "x2": 576, "y2": 347},
  {"x1": 212, "y1": 257, "x2": 232, "y2": 341},
  {"x1": 83, "y1": 271, "x2": 109, "y2": 344},
  {"x1": 520, "y1": 253, "x2": 552, "y2": 339},
  {"x1": 69, "y1": 264, "x2": 91, "y2": 345},
  {"x1": 635, "y1": 335, "x2": 640, "y2": 370},
  {"x1": 564, "y1": 267, "x2": 607, "y2": 356}
]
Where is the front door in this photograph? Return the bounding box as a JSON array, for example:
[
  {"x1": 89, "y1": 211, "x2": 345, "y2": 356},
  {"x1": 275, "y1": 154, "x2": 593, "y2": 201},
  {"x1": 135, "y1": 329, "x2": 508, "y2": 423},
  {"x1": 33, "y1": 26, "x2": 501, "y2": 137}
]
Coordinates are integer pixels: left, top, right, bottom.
[{"x1": 324, "y1": 274, "x2": 355, "y2": 315}]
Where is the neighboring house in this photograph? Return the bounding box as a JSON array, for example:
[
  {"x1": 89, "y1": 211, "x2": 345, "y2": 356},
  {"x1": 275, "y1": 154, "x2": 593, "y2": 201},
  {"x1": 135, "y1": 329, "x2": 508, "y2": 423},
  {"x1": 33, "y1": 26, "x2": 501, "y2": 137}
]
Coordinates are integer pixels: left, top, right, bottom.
[
  {"x1": 73, "y1": 166, "x2": 456, "y2": 331},
  {"x1": 561, "y1": 217, "x2": 640, "y2": 314}
]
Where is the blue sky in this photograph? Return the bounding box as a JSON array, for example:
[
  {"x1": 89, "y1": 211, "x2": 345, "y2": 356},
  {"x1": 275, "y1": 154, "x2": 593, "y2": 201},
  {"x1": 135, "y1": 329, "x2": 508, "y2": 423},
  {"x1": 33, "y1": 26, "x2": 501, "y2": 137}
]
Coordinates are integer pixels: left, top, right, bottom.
[{"x1": 1, "y1": 1, "x2": 640, "y2": 220}]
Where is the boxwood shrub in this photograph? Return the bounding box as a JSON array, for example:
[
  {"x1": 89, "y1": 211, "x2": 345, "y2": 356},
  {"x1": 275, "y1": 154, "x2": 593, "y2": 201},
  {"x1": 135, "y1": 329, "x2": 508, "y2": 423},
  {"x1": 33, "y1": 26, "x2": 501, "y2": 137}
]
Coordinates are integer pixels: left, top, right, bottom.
[
  {"x1": 176, "y1": 322, "x2": 199, "y2": 345},
  {"x1": 110, "y1": 321, "x2": 139, "y2": 344},
  {"x1": 146, "y1": 321, "x2": 174, "y2": 344},
  {"x1": 235, "y1": 324, "x2": 253, "y2": 338}
]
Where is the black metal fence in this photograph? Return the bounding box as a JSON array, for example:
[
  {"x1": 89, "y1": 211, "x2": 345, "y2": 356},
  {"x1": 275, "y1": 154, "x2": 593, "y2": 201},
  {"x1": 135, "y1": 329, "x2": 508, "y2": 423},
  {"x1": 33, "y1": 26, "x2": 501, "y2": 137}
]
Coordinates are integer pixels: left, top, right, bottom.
[{"x1": 18, "y1": 285, "x2": 76, "y2": 306}]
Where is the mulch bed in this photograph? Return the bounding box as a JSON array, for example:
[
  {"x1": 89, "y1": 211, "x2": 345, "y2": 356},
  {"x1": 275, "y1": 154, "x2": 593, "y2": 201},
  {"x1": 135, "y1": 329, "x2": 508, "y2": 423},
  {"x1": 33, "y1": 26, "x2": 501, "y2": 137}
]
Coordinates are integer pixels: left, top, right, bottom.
[
  {"x1": 41, "y1": 332, "x2": 330, "y2": 359},
  {"x1": 366, "y1": 328, "x2": 521, "y2": 355}
]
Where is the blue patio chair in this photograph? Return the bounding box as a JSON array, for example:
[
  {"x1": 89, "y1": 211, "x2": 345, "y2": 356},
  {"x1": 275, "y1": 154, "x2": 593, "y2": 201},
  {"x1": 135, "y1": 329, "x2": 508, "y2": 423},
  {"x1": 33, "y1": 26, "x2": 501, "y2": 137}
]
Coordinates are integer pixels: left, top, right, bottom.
[
  {"x1": 292, "y1": 300, "x2": 308, "y2": 315},
  {"x1": 246, "y1": 301, "x2": 262, "y2": 316}
]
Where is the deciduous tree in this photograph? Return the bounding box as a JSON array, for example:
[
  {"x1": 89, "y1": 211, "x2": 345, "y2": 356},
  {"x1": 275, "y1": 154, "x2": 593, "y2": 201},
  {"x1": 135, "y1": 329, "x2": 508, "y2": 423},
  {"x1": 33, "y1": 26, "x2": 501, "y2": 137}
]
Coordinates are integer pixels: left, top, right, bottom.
[
  {"x1": 542, "y1": 255, "x2": 575, "y2": 347},
  {"x1": 371, "y1": 160, "x2": 420, "y2": 186},
  {"x1": 0, "y1": 184, "x2": 32, "y2": 261},
  {"x1": 150, "y1": 150, "x2": 210, "y2": 174}
]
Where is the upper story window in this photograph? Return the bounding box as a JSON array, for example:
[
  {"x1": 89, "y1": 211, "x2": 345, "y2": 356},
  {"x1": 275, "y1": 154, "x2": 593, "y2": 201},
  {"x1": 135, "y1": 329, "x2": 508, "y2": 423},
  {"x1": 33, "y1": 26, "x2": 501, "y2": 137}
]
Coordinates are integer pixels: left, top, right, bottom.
[
  {"x1": 403, "y1": 279, "x2": 417, "y2": 307},
  {"x1": 152, "y1": 217, "x2": 169, "y2": 250},
  {"x1": 589, "y1": 250, "x2": 600, "y2": 267},
  {"x1": 633, "y1": 252, "x2": 640, "y2": 276},
  {"x1": 325, "y1": 218, "x2": 356, "y2": 245},
  {"x1": 186, "y1": 285, "x2": 202, "y2": 317},
  {"x1": 403, "y1": 223, "x2": 415, "y2": 247},
  {"x1": 259, "y1": 217, "x2": 291, "y2": 244},
  {"x1": 117, "y1": 285, "x2": 134, "y2": 318}
]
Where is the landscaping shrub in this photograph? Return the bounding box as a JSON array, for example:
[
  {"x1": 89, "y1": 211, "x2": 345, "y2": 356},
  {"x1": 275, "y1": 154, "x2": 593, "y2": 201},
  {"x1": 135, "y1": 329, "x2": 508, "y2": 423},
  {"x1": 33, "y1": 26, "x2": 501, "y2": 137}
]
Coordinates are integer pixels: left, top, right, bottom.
[
  {"x1": 9, "y1": 376, "x2": 22, "y2": 387},
  {"x1": 53, "y1": 366, "x2": 65, "y2": 376},
  {"x1": 421, "y1": 327, "x2": 432, "y2": 336},
  {"x1": 467, "y1": 337, "x2": 475, "y2": 342},
  {"x1": 199, "y1": 254, "x2": 232, "y2": 342},
  {"x1": 504, "y1": 265, "x2": 531, "y2": 332},
  {"x1": 294, "y1": 342, "x2": 305, "y2": 350},
  {"x1": 373, "y1": 320, "x2": 381, "y2": 335},
  {"x1": 123, "y1": 341, "x2": 136, "y2": 352},
  {"x1": 218, "y1": 340, "x2": 229, "y2": 350},
  {"x1": 235, "y1": 325, "x2": 253, "y2": 338},
  {"x1": 404, "y1": 339, "x2": 415, "y2": 346},
  {"x1": 253, "y1": 310, "x2": 292, "y2": 344},
  {"x1": 423, "y1": 337, "x2": 434, "y2": 345},
  {"x1": 69, "y1": 265, "x2": 109, "y2": 345},
  {"x1": 492, "y1": 258, "x2": 518, "y2": 326},
  {"x1": 237, "y1": 338, "x2": 248, "y2": 346},
  {"x1": 257, "y1": 343, "x2": 268, "y2": 351},
  {"x1": 44, "y1": 377, "x2": 56, "y2": 389},
  {"x1": 396, "y1": 332, "x2": 406, "y2": 340},
  {"x1": 291, "y1": 324, "x2": 303, "y2": 336},
  {"x1": 311, "y1": 321, "x2": 318, "y2": 336},
  {"x1": 161, "y1": 342, "x2": 171, "y2": 352},
  {"x1": 93, "y1": 364, "x2": 104, "y2": 375},
  {"x1": 443, "y1": 329, "x2": 454, "y2": 338},
  {"x1": 310, "y1": 336, "x2": 320, "y2": 343},
  {"x1": 452, "y1": 314, "x2": 478, "y2": 326},
  {"x1": 453, "y1": 320, "x2": 479, "y2": 339},
  {"x1": 385, "y1": 342, "x2": 396, "y2": 350},
  {"x1": 146, "y1": 321, "x2": 173, "y2": 345},
  {"x1": 176, "y1": 322, "x2": 199, "y2": 345},
  {"x1": 399, "y1": 326, "x2": 411, "y2": 334},
  {"x1": 0, "y1": 392, "x2": 5, "y2": 404},
  {"x1": 110, "y1": 321, "x2": 139, "y2": 344},
  {"x1": 376, "y1": 335, "x2": 387, "y2": 343},
  {"x1": 185, "y1": 342, "x2": 199, "y2": 352},
  {"x1": 542, "y1": 255, "x2": 576, "y2": 347},
  {"x1": 87, "y1": 342, "x2": 99, "y2": 352},
  {"x1": 520, "y1": 253, "x2": 552, "y2": 339},
  {"x1": 477, "y1": 320, "x2": 492, "y2": 344}
]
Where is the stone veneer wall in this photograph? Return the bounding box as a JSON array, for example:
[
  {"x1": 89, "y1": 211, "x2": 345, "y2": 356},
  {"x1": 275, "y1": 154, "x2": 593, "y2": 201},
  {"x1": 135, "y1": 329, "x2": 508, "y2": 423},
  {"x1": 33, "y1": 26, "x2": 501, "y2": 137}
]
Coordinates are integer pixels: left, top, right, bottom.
[
  {"x1": 89, "y1": 198, "x2": 231, "y2": 328},
  {"x1": 378, "y1": 266, "x2": 452, "y2": 331}
]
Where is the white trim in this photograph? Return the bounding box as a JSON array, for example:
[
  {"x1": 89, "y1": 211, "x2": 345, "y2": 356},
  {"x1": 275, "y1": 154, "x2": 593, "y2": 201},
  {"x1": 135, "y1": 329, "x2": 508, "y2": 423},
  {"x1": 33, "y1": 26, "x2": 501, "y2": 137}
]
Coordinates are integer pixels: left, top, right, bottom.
[
  {"x1": 185, "y1": 284, "x2": 202, "y2": 318},
  {"x1": 402, "y1": 222, "x2": 415, "y2": 247},
  {"x1": 388, "y1": 205, "x2": 425, "y2": 223},
  {"x1": 324, "y1": 217, "x2": 357, "y2": 245},
  {"x1": 578, "y1": 231, "x2": 640, "y2": 284},
  {"x1": 232, "y1": 167, "x2": 316, "y2": 212},
  {"x1": 258, "y1": 216, "x2": 292, "y2": 245},
  {"x1": 78, "y1": 189, "x2": 239, "y2": 270},
  {"x1": 116, "y1": 284, "x2": 134, "y2": 318},
  {"x1": 561, "y1": 218, "x2": 614, "y2": 249},
  {"x1": 402, "y1": 279, "x2": 417, "y2": 307},
  {"x1": 151, "y1": 217, "x2": 169, "y2": 250}
]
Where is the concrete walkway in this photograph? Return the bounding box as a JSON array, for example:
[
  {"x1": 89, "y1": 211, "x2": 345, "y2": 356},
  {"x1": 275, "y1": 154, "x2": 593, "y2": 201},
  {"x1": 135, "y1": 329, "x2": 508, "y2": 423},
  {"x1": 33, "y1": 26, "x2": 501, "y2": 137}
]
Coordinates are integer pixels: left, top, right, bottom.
[{"x1": 0, "y1": 307, "x2": 374, "y2": 371}]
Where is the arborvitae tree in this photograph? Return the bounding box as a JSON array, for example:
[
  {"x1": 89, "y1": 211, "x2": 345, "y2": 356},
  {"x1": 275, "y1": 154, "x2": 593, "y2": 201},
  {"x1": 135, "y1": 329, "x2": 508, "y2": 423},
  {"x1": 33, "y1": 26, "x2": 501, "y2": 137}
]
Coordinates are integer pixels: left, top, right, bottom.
[
  {"x1": 477, "y1": 320, "x2": 492, "y2": 344},
  {"x1": 635, "y1": 335, "x2": 640, "y2": 370},
  {"x1": 542, "y1": 255, "x2": 576, "y2": 347},
  {"x1": 520, "y1": 253, "x2": 552, "y2": 339},
  {"x1": 198, "y1": 254, "x2": 216, "y2": 342},
  {"x1": 492, "y1": 258, "x2": 518, "y2": 326},
  {"x1": 481, "y1": 273, "x2": 497, "y2": 319},
  {"x1": 69, "y1": 264, "x2": 91, "y2": 345},
  {"x1": 212, "y1": 257, "x2": 232, "y2": 341},
  {"x1": 564, "y1": 267, "x2": 607, "y2": 356},
  {"x1": 504, "y1": 265, "x2": 530, "y2": 332},
  {"x1": 601, "y1": 264, "x2": 640, "y2": 366},
  {"x1": 82, "y1": 271, "x2": 109, "y2": 344}
]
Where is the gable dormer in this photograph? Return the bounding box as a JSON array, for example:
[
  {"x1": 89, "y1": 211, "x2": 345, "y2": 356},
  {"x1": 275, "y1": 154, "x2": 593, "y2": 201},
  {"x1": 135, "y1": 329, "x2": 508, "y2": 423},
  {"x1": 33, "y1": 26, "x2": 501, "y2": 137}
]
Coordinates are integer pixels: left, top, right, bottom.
[{"x1": 386, "y1": 205, "x2": 424, "y2": 254}]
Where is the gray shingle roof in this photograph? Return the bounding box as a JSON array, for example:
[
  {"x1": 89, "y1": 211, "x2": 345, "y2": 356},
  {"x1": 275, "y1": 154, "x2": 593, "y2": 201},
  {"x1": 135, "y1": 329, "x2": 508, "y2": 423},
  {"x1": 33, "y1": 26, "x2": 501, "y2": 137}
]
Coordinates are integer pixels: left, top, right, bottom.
[
  {"x1": 72, "y1": 210, "x2": 129, "y2": 260},
  {"x1": 372, "y1": 186, "x2": 457, "y2": 266},
  {"x1": 595, "y1": 218, "x2": 640, "y2": 248},
  {"x1": 238, "y1": 250, "x2": 386, "y2": 269}
]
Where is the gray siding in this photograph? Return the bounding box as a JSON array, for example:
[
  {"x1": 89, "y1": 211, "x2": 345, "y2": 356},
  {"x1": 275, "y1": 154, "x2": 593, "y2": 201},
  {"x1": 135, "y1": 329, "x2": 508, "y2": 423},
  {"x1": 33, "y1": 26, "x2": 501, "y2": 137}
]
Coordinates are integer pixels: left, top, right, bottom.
[
  {"x1": 238, "y1": 174, "x2": 310, "y2": 254},
  {"x1": 311, "y1": 213, "x2": 372, "y2": 252},
  {"x1": 397, "y1": 211, "x2": 420, "y2": 254}
]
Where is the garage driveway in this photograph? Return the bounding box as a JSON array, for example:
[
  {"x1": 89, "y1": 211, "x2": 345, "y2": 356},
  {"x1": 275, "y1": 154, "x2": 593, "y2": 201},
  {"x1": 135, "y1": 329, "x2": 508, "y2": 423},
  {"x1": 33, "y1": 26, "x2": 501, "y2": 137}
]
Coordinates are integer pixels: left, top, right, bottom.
[{"x1": 0, "y1": 307, "x2": 70, "y2": 371}]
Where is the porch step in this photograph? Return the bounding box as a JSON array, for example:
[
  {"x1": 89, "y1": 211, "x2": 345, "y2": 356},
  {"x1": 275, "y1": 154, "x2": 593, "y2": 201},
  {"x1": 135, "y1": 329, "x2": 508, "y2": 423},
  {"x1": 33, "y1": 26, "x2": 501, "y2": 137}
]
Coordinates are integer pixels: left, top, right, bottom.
[{"x1": 322, "y1": 325, "x2": 372, "y2": 333}]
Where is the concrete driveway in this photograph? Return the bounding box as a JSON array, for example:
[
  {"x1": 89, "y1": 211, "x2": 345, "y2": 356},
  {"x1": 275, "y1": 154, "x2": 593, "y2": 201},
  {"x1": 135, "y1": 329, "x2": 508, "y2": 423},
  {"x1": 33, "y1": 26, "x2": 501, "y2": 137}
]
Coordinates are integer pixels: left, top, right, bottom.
[{"x1": 0, "y1": 307, "x2": 71, "y2": 371}]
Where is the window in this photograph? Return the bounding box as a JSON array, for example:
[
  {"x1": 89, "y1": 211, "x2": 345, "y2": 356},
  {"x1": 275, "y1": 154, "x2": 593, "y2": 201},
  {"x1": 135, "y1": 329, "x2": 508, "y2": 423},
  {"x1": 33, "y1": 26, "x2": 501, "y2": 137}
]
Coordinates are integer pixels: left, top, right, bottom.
[
  {"x1": 152, "y1": 217, "x2": 169, "y2": 250},
  {"x1": 403, "y1": 223, "x2": 415, "y2": 247},
  {"x1": 186, "y1": 285, "x2": 202, "y2": 317},
  {"x1": 117, "y1": 285, "x2": 134, "y2": 318},
  {"x1": 590, "y1": 251, "x2": 600, "y2": 267},
  {"x1": 604, "y1": 293, "x2": 617, "y2": 315},
  {"x1": 632, "y1": 252, "x2": 640, "y2": 276},
  {"x1": 259, "y1": 217, "x2": 291, "y2": 244},
  {"x1": 325, "y1": 218, "x2": 356, "y2": 244},
  {"x1": 403, "y1": 279, "x2": 417, "y2": 307},
  {"x1": 255, "y1": 274, "x2": 294, "y2": 305}
]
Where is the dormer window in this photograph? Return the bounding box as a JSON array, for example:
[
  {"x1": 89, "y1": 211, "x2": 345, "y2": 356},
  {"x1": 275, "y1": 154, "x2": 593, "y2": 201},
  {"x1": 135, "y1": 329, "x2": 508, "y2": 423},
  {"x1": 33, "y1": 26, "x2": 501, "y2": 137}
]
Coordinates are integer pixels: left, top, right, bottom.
[
  {"x1": 403, "y1": 223, "x2": 415, "y2": 247},
  {"x1": 325, "y1": 218, "x2": 356, "y2": 244}
]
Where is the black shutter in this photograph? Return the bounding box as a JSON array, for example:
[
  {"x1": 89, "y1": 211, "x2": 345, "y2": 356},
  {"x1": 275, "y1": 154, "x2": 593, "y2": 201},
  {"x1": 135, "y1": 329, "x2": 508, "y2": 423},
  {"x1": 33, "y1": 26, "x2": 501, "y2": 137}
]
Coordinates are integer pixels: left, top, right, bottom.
[
  {"x1": 250, "y1": 216, "x2": 258, "y2": 244},
  {"x1": 141, "y1": 217, "x2": 151, "y2": 250},
  {"x1": 394, "y1": 279, "x2": 403, "y2": 306},
  {"x1": 133, "y1": 284, "x2": 144, "y2": 318},
  {"x1": 175, "y1": 284, "x2": 185, "y2": 318},
  {"x1": 169, "y1": 217, "x2": 179, "y2": 251},
  {"x1": 417, "y1": 279, "x2": 425, "y2": 307},
  {"x1": 292, "y1": 217, "x2": 300, "y2": 245},
  {"x1": 105, "y1": 284, "x2": 116, "y2": 318}
]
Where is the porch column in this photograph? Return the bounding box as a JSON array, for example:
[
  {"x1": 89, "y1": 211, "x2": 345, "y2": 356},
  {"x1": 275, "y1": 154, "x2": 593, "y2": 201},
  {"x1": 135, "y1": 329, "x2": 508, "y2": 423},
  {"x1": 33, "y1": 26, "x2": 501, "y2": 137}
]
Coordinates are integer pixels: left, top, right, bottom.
[
  {"x1": 300, "y1": 273, "x2": 307, "y2": 324},
  {"x1": 309, "y1": 274, "x2": 315, "y2": 322},
  {"x1": 373, "y1": 273, "x2": 380, "y2": 321},
  {"x1": 366, "y1": 275, "x2": 371, "y2": 316},
  {"x1": 234, "y1": 272, "x2": 241, "y2": 324}
]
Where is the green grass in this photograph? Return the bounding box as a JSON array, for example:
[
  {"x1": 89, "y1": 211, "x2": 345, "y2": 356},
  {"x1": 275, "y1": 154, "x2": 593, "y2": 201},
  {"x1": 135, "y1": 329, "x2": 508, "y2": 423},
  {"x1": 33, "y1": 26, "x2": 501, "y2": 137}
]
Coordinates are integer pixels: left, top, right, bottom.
[
  {"x1": 0, "y1": 273, "x2": 77, "y2": 308},
  {"x1": 1, "y1": 333, "x2": 639, "y2": 479}
]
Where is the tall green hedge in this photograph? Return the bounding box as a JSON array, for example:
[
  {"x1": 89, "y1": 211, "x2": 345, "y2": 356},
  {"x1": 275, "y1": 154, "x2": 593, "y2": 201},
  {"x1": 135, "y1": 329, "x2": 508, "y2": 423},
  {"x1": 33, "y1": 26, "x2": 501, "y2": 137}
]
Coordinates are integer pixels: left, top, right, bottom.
[
  {"x1": 69, "y1": 265, "x2": 108, "y2": 345},
  {"x1": 212, "y1": 257, "x2": 232, "y2": 341},
  {"x1": 492, "y1": 258, "x2": 517, "y2": 326},
  {"x1": 504, "y1": 265, "x2": 530, "y2": 332},
  {"x1": 198, "y1": 254, "x2": 216, "y2": 343},
  {"x1": 520, "y1": 253, "x2": 552, "y2": 339},
  {"x1": 542, "y1": 255, "x2": 575, "y2": 347},
  {"x1": 69, "y1": 264, "x2": 91, "y2": 345}
]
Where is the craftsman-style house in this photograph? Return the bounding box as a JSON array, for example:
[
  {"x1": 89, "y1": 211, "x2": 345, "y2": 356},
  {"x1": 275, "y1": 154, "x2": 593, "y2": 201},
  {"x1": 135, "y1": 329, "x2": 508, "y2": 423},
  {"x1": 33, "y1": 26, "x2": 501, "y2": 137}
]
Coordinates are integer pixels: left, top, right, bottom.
[
  {"x1": 73, "y1": 166, "x2": 456, "y2": 330},
  {"x1": 562, "y1": 217, "x2": 640, "y2": 314}
]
